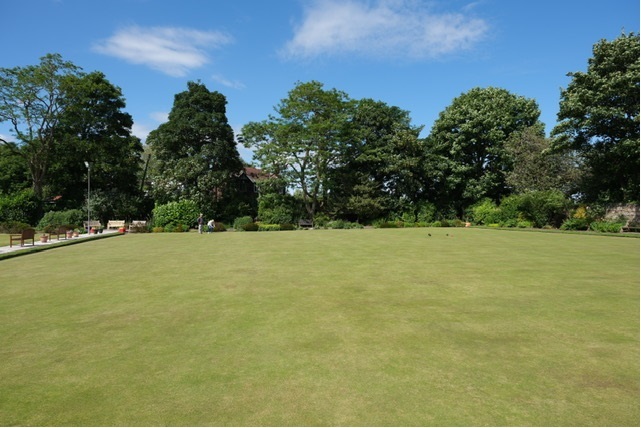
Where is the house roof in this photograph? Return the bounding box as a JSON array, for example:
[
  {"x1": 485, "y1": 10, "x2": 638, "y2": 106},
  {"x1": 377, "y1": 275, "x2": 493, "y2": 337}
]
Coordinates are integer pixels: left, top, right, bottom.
[{"x1": 242, "y1": 167, "x2": 275, "y2": 183}]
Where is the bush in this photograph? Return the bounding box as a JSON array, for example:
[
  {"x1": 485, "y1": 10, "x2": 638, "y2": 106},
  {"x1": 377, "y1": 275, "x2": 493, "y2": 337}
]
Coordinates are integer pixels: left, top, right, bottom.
[
  {"x1": 258, "y1": 223, "x2": 280, "y2": 231},
  {"x1": 152, "y1": 200, "x2": 199, "y2": 229},
  {"x1": 280, "y1": 223, "x2": 295, "y2": 230},
  {"x1": 233, "y1": 216, "x2": 254, "y2": 231},
  {"x1": 377, "y1": 221, "x2": 399, "y2": 228},
  {"x1": 243, "y1": 222, "x2": 259, "y2": 232},
  {"x1": 560, "y1": 218, "x2": 590, "y2": 231},
  {"x1": 589, "y1": 221, "x2": 624, "y2": 233},
  {"x1": 471, "y1": 199, "x2": 501, "y2": 225},
  {"x1": 0, "y1": 221, "x2": 31, "y2": 233},
  {"x1": 152, "y1": 226, "x2": 164, "y2": 233},
  {"x1": 0, "y1": 189, "x2": 41, "y2": 225},
  {"x1": 327, "y1": 220, "x2": 346, "y2": 229},
  {"x1": 213, "y1": 223, "x2": 227, "y2": 232},
  {"x1": 37, "y1": 209, "x2": 85, "y2": 230},
  {"x1": 517, "y1": 190, "x2": 570, "y2": 228}
]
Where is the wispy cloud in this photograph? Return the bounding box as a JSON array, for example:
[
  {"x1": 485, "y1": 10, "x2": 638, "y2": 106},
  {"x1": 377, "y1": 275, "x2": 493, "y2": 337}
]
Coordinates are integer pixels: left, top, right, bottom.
[
  {"x1": 212, "y1": 74, "x2": 246, "y2": 90},
  {"x1": 93, "y1": 25, "x2": 233, "y2": 77},
  {"x1": 281, "y1": 0, "x2": 489, "y2": 61}
]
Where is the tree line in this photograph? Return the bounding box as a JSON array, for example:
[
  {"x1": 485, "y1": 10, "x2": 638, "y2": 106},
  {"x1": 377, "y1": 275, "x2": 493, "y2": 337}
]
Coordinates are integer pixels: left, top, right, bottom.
[{"x1": 0, "y1": 33, "x2": 638, "y2": 229}]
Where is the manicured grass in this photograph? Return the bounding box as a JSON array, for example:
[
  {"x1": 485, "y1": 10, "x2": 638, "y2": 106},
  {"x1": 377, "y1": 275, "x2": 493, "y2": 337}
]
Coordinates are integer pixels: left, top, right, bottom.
[{"x1": 0, "y1": 228, "x2": 638, "y2": 426}]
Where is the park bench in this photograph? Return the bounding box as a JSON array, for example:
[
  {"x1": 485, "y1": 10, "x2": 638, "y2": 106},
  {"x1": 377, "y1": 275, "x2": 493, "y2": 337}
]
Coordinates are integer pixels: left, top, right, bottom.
[
  {"x1": 83, "y1": 220, "x2": 101, "y2": 232},
  {"x1": 298, "y1": 219, "x2": 313, "y2": 228},
  {"x1": 107, "y1": 220, "x2": 126, "y2": 230},
  {"x1": 129, "y1": 220, "x2": 147, "y2": 232},
  {"x1": 49, "y1": 226, "x2": 71, "y2": 241},
  {"x1": 9, "y1": 228, "x2": 35, "y2": 247}
]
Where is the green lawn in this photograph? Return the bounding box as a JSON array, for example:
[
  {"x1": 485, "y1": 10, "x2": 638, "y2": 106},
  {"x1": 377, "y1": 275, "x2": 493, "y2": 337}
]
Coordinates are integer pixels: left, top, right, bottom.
[{"x1": 0, "y1": 228, "x2": 638, "y2": 426}]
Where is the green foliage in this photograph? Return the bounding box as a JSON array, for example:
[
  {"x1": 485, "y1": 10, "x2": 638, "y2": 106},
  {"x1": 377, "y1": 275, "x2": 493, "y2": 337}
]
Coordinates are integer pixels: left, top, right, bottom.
[
  {"x1": 589, "y1": 220, "x2": 624, "y2": 233},
  {"x1": 426, "y1": 86, "x2": 543, "y2": 214},
  {"x1": 242, "y1": 222, "x2": 259, "y2": 231},
  {"x1": 280, "y1": 223, "x2": 295, "y2": 231},
  {"x1": 0, "y1": 189, "x2": 41, "y2": 225},
  {"x1": 506, "y1": 126, "x2": 580, "y2": 195},
  {"x1": 326, "y1": 220, "x2": 364, "y2": 229},
  {"x1": 560, "y1": 218, "x2": 590, "y2": 231},
  {"x1": 470, "y1": 199, "x2": 501, "y2": 225},
  {"x1": 517, "y1": 190, "x2": 570, "y2": 228},
  {"x1": 258, "y1": 193, "x2": 295, "y2": 224},
  {"x1": 163, "y1": 223, "x2": 189, "y2": 233},
  {"x1": 242, "y1": 81, "x2": 354, "y2": 220},
  {"x1": 233, "y1": 216, "x2": 254, "y2": 231},
  {"x1": 258, "y1": 223, "x2": 281, "y2": 232},
  {"x1": 37, "y1": 209, "x2": 84, "y2": 230},
  {"x1": 148, "y1": 81, "x2": 243, "y2": 219},
  {"x1": 0, "y1": 221, "x2": 31, "y2": 233},
  {"x1": 152, "y1": 200, "x2": 199, "y2": 229},
  {"x1": 552, "y1": 32, "x2": 640, "y2": 204}
]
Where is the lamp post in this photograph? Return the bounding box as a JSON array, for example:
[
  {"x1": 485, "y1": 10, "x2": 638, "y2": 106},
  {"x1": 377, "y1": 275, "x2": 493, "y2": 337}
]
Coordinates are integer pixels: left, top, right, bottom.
[{"x1": 84, "y1": 161, "x2": 90, "y2": 232}]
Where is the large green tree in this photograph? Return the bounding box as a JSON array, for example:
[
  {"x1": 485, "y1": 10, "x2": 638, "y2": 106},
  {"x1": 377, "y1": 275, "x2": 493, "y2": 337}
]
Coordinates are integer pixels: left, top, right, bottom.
[
  {"x1": 505, "y1": 126, "x2": 581, "y2": 196},
  {"x1": 552, "y1": 32, "x2": 639, "y2": 204},
  {"x1": 425, "y1": 86, "x2": 543, "y2": 215},
  {"x1": 330, "y1": 98, "x2": 425, "y2": 222},
  {"x1": 52, "y1": 71, "x2": 146, "y2": 218},
  {"x1": 148, "y1": 81, "x2": 244, "y2": 221},
  {"x1": 0, "y1": 53, "x2": 81, "y2": 198},
  {"x1": 241, "y1": 81, "x2": 353, "y2": 221}
]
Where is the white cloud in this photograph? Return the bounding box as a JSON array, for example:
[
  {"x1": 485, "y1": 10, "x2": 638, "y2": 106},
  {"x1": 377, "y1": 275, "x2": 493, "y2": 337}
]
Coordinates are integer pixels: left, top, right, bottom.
[
  {"x1": 212, "y1": 74, "x2": 246, "y2": 90},
  {"x1": 132, "y1": 122, "x2": 152, "y2": 142},
  {"x1": 93, "y1": 25, "x2": 233, "y2": 77},
  {"x1": 281, "y1": 0, "x2": 489, "y2": 61},
  {"x1": 150, "y1": 111, "x2": 169, "y2": 123}
]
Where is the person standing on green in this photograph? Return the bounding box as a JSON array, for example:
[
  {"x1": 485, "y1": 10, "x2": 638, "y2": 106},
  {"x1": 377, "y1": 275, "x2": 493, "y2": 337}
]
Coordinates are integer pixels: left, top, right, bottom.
[{"x1": 197, "y1": 213, "x2": 204, "y2": 234}]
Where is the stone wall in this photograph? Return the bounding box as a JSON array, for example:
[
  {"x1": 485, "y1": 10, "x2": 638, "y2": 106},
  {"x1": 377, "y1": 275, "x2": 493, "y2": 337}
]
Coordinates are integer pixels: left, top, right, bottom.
[{"x1": 605, "y1": 203, "x2": 640, "y2": 226}]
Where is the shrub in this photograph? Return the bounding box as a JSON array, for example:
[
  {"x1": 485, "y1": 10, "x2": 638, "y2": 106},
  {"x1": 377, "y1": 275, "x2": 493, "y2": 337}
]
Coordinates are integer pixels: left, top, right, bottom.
[
  {"x1": 313, "y1": 214, "x2": 330, "y2": 228},
  {"x1": 243, "y1": 222, "x2": 259, "y2": 231},
  {"x1": 560, "y1": 218, "x2": 590, "y2": 231},
  {"x1": 152, "y1": 200, "x2": 199, "y2": 229},
  {"x1": 471, "y1": 199, "x2": 501, "y2": 225},
  {"x1": 377, "y1": 221, "x2": 398, "y2": 228},
  {"x1": 451, "y1": 219, "x2": 464, "y2": 228},
  {"x1": 280, "y1": 223, "x2": 295, "y2": 231},
  {"x1": 213, "y1": 223, "x2": 227, "y2": 232},
  {"x1": 258, "y1": 223, "x2": 280, "y2": 231},
  {"x1": 327, "y1": 220, "x2": 346, "y2": 229},
  {"x1": 152, "y1": 226, "x2": 164, "y2": 233},
  {"x1": 0, "y1": 221, "x2": 31, "y2": 233},
  {"x1": 0, "y1": 189, "x2": 41, "y2": 225},
  {"x1": 589, "y1": 221, "x2": 624, "y2": 233},
  {"x1": 233, "y1": 216, "x2": 254, "y2": 231},
  {"x1": 517, "y1": 190, "x2": 570, "y2": 228},
  {"x1": 37, "y1": 209, "x2": 84, "y2": 230}
]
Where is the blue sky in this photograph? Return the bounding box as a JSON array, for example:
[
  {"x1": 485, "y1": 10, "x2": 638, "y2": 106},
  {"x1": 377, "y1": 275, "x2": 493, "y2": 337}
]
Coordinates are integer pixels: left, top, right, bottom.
[{"x1": 3, "y1": 0, "x2": 639, "y2": 163}]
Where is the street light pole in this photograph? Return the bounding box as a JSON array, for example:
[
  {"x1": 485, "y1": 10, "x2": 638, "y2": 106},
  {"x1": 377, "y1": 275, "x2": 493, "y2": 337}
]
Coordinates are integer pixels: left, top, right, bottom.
[{"x1": 84, "y1": 161, "x2": 90, "y2": 232}]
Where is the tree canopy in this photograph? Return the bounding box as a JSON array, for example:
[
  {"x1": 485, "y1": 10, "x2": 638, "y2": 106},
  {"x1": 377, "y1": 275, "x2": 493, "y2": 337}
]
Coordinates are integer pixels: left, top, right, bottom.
[
  {"x1": 552, "y1": 32, "x2": 640, "y2": 204},
  {"x1": 147, "y1": 81, "x2": 244, "y2": 221},
  {"x1": 425, "y1": 86, "x2": 543, "y2": 215}
]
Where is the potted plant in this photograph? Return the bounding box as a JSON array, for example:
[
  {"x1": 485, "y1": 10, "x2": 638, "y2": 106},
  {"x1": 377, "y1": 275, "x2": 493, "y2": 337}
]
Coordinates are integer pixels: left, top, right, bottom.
[
  {"x1": 40, "y1": 234, "x2": 49, "y2": 243},
  {"x1": 73, "y1": 229, "x2": 80, "y2": 237}
]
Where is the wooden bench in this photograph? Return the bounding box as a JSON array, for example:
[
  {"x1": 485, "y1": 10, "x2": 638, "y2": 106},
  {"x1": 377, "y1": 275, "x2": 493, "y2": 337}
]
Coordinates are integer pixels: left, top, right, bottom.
[
  {"x1": 10, "y1": 228, "x2": 35, "y2": 247},
  {"x1": 129, "y1": 220, "x2": 147, "y2": 232},
  {"x1": 107, "y1": 220, "x2": 126, "y2": 230},
  {"x1": 298, "y1": 219, "x2": 313, "y2": 228},
  {"x1": 83, "y1": 220, "x2": 101, "y2": 232},
  {"x1": 48, "y1": 226, "x2": 71, "y2": 241}
]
